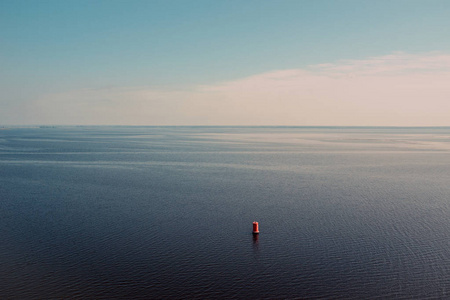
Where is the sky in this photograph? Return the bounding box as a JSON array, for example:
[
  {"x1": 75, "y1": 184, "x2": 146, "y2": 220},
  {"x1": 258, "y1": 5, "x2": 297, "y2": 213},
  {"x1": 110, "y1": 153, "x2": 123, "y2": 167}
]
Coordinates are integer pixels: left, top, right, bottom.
[{"x1": 1, "y1": 0, "x2": 450, "y2": 126}]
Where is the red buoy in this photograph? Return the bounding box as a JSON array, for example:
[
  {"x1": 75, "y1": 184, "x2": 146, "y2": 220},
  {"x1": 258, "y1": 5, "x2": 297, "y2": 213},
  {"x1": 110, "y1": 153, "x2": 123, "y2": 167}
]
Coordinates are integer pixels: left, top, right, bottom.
[{"x1": 252, "y1": 221, "x2": 259, "y2": 234}]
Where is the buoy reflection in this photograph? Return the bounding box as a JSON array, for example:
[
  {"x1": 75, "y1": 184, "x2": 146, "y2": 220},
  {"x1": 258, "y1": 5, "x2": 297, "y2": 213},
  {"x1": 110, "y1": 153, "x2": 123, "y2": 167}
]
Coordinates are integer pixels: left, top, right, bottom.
[{"x1": 252, "y1": 233, "x2": 259, "y2": 243}]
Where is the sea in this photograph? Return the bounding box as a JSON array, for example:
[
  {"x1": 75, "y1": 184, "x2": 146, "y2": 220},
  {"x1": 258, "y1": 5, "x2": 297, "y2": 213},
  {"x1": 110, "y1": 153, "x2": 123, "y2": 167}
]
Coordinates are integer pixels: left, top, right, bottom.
[{"x1": 1, "y1": 126, "x2": 450, "y2": 299}]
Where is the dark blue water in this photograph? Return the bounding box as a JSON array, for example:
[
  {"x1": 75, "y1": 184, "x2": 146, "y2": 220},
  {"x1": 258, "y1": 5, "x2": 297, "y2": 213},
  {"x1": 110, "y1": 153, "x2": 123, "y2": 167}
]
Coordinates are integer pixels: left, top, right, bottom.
[{"x1": 1, "y1": 126, "x2": 450, "y2": 299}]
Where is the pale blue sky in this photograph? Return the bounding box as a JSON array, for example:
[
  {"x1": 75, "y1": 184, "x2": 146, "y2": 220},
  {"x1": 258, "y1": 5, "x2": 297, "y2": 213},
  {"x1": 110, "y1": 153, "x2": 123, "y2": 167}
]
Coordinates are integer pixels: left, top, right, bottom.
[{"x1": 1, "y1": 0, "x2": 450, "y2": 125}]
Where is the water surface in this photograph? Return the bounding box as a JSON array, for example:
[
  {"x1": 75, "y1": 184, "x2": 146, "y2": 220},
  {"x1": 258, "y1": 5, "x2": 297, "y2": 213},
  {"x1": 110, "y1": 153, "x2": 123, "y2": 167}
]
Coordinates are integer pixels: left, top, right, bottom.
[{"x1": 1, "y1": 126, "x2": 450, "y2": 299}]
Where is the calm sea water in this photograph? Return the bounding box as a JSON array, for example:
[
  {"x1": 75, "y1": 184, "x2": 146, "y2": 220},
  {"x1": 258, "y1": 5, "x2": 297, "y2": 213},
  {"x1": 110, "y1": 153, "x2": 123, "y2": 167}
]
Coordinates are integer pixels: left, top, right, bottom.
[{"x1": 1, "y1": 126, "x2": 450, "y2": 299}]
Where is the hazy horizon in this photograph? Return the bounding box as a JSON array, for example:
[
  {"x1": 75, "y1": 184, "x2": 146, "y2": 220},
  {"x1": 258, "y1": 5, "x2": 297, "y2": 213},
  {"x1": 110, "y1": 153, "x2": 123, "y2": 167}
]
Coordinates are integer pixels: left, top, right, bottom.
[{"x1": 3, "y1": 125, "x2": 450, "y2": 129}]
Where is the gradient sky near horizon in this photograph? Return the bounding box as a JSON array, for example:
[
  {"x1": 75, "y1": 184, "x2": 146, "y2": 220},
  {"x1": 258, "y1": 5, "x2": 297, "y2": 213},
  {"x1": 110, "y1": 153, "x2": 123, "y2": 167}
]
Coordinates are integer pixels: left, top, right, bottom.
[{"x1": 1, "y1": 0, "x2": 450, "y2": 126}]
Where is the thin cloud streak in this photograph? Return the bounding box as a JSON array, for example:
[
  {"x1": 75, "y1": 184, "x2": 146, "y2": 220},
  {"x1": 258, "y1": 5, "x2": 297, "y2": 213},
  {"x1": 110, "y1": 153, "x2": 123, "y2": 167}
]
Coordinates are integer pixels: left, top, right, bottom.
[{"x1": 34, "y1": 52, "x2": 450, "y2": 126}]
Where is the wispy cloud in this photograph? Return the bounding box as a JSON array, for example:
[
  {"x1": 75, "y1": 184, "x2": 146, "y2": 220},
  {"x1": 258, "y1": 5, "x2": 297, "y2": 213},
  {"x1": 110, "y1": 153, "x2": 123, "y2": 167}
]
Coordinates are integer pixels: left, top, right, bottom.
[
  {"x1": 34, "y1": 52, "x2": 450, "y2": 126},
  {"x1": 310, "y1": 52, "x2": 450, "y2": 75}
]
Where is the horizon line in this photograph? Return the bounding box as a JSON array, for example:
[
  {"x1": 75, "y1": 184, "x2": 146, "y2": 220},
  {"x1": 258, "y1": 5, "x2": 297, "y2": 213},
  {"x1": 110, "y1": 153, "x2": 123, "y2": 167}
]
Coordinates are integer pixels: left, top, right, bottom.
[{"x1": 3, "y1": 125, "x2": 450, "y2": 129}]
